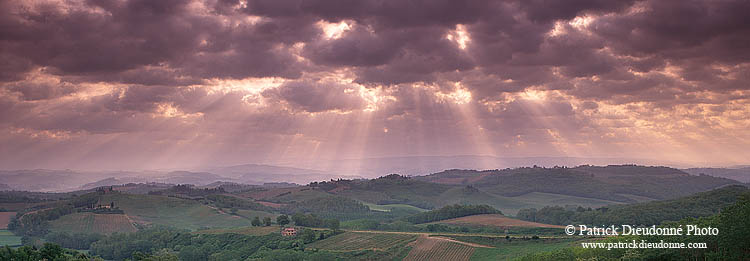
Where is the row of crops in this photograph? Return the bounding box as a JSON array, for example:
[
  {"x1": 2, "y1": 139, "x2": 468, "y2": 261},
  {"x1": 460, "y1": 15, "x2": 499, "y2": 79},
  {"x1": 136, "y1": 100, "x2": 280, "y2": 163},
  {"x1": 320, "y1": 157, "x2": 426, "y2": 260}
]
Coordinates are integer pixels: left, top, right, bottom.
[
  {"x1": 50, "y1": 213, "x2": 137, "y2": 234},
  {"x1": 309, "y1": 232, "x2": 417, "y2": 251},
  {"x1": 403, "y1": 238, "x2": 475, "y2": 261}
]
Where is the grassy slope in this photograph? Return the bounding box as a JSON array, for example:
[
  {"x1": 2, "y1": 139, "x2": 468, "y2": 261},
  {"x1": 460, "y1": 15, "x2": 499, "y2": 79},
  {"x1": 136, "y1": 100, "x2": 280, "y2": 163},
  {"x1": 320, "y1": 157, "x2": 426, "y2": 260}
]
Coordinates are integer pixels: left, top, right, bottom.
[
  {"x1": 98, "y1": 193, "x2": 271, "y2": 230},
  {"x1": 469, "y1": 238, "x2": 581, "y2": 261},
  {"x1": 435, "y1": 187, "x2": 528, "y2": 215},
  {"x1": 434, "y1": 214, "x2": 563, "y2": 228},
  {"x1": 0, "y1": 229, "x2": 21, "y2": 247},
  {"x1": 49, "y1": 212, "x2": 137, "y2": 234},
  {"x1": 193, "y1": 226, "x2": 279, "y2": 236},
  {"x1": 234, "y1": 209, "x2": 277, "y2": 220},
  {"x1": 269, "y1": 189, "x2": 333, "y2": 203},
  {"x1": 503, "y1": 192, "x2": 624, "y2": 215},
  {"x1": 419, "y1": 166, "x2": 740, "y2": 204},
  {"x1": 363, "y1": 202, "x2": 429, "y2": 213},
  {"x1": 308, "y1": 231, "x2": 417, "y2": 251}
]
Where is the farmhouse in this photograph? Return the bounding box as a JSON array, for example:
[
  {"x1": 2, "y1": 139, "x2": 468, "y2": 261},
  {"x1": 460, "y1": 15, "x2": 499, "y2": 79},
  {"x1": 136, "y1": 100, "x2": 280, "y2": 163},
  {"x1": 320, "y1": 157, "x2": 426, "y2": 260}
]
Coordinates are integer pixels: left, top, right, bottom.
[{"x1": 281, "y1": 227, "x2": 297, "y2": 236}]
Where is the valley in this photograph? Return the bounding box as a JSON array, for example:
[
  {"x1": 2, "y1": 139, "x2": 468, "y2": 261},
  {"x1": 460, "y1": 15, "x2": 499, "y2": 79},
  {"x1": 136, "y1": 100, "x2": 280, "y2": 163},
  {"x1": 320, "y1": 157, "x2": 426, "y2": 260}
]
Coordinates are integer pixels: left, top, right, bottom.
[{"x1": 0, "y1": 164, "x2": 748, "y2": 260}]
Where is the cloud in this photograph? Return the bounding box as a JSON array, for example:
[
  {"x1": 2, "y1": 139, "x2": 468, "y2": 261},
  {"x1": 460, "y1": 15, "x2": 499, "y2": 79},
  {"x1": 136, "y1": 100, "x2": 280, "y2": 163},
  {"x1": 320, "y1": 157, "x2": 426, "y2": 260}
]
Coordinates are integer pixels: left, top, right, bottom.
[
  {"x1": 0, "y1": 0, "x2": 749, "y2": 169},
  {"x1": 263, "y1": 80, "x2": 366, "y2": 113}
]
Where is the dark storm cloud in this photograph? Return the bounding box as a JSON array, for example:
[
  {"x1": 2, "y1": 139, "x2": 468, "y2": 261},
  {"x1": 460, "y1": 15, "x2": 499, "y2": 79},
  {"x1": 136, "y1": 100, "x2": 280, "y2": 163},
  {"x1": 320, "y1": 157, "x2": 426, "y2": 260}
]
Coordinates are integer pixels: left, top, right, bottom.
[
  {"x1": 1, "y1": 0, "x2": 750, "y2": 169},
  {"x1": 263, "y1": 80, "x2": 366, "y2": 113},
  {"x1": 0, "y1": 0, "x2": 315, "y2": 83},
  {"x1": 2, "y1": 78, "x2": 79, "y2": 101},
  {"x1": 518, "y1": 0, "x2": 639, "y2": 23},
  {"x1": 243, "y1": 0, "x2": 490, "y2": 26},
  {"x1": 2, "y1": 0, "x2": 745, "y2": 96}
]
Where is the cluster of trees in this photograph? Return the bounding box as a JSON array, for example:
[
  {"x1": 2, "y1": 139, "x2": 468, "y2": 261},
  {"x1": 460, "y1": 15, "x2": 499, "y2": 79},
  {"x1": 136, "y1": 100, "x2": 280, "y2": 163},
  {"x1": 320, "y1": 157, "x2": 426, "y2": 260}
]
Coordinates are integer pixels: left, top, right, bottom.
[
  {"x1": 8, "y1": 205, "x2": 75, "y2": 237},
  {"x1": 204, "y1": 194, "x2": 274, "y2": 212},
  {"x1": 0, "y1": 193, "x2": 43, "y2": 204},
  {"x1": 283, "y1": 196, "x2": 370, "y2": 219},
  {"x1": 520, "y1": 194, "x2": 750, "y2": 260},
  {"x1": 516, "y1": 185, "x2": 750, "y2": 226},
  {"x1": 291, "y1": 213, "x2": 340, "y2": 230},
  {"x1": 277, "y1": 214, "x2": 290, "y2": 226},
  {"x1": 8, "y1": 191, "x2": 124, "y2": 237},
  {"x1": 44, "y1": 232, "x2": 104, "y2": 250},
  {"x1": 405, "y1": 204, "x2": 500, "y2": 224},
  {"x1": 309, "y1": 179, "x2": 354, "y2": 191},
  {"x1": 89, "y1": 227, "x2": 325, "y2": 260},
  {"x1": 250, "y1": 216, "x2": 273, "y2": 226},
  {"x1": 149, "y1": 185, "x2": 226, "y2": 197},
  {"x1": 70, "y1": 193, "x2": 102, "y2": 208},
  {"x1": 0, "y1": 244, "x2": 99, "y2": 261}
]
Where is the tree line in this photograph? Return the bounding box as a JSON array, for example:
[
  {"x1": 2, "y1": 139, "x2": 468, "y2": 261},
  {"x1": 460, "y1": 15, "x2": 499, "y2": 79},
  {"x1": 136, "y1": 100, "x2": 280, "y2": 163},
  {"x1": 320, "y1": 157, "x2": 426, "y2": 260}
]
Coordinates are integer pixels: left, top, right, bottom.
[
  {"x1": 89, "y1": 226, "x2": 336, "y2": 260},
  {"x1": 405, "y1": 204, "x2": 500, "y2": 224},
  {"x1": 516, "y1": 185, "x2": 749, "y2": 226},
  {"x1": 519, "y1": 193, "x2": 750, "y2": 260}
]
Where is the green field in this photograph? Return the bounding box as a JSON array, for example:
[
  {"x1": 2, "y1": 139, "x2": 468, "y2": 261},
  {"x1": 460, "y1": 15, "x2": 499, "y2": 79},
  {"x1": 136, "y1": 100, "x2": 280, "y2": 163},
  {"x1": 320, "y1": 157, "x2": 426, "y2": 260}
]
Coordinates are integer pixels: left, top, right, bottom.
[
  {"x1": 435, "y1": 187, "x2": 529, "y2": 215},
  {"x1": 49, "y1": 212, "x2": 137, "y2": 234},
  {"x1": 362, "y1": 202, "x2": 429, "y2": 213},
  {"x1": 512, "y1": 192, "x2": 622, "y2": 207},
  {"x1": 234, "y1": 209, "x2": 278, "y2": 220},
  {"x1": 442, "y1": 236, "x2": 582, "y2": 261},
  {"x1": 271, "y1": 189, "x2": 333, "y2": 203},
  {"x1": 194, "y1": 226, "x2": 280, "y2": 236},
  {"x1": 99, "y1": 193, "x2": 273, "y2": 230},
  {"x1": 340, "y1": 185, "x2": 623, "y2": 216},
  {"x1": 0, "y1": 229, "x2": 22, "y2": 247},
  {"x1": 309, "y1": 232, "x2": 417, "y2": 251}
]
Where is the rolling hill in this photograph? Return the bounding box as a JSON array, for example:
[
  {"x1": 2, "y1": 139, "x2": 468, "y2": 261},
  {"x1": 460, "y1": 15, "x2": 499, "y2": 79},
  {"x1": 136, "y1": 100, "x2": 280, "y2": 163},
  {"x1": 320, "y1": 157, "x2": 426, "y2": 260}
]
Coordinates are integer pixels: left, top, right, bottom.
[
  {"x1": 415, "y1": 165, "x2": 740, "y2": 202},
  {"x1": 434, "y1": 214, "x2": 563, "y2": 229},
  {"x1": 95, "y1": 193, "x2": 269, "y2": 230},
  {"x1": 516, "y1": 185, "x2": 750, "y2": 226},
  {"x1": 683, "y1": 167, "x2": 750, "y2": 183}
]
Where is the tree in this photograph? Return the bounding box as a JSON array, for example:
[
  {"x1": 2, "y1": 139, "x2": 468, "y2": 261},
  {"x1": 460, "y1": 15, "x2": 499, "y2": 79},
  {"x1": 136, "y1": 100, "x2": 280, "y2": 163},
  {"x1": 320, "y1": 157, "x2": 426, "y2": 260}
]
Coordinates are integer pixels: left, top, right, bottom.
[
  {"x1": 325, "y1": 218, "x2": 340, "y2": 231},
  {"x1": 251, "y1": 217, "x2": 262, "y2": 226},
  {"x1": 716, "y1": 195, "x2": 750, "y2": 259},
  {"x1": 263, "y1": 217, "x2": 272, "y2": 226},
  {"x1": 277, "y1": 215, "x2": 290, "y2": 226},
  {"x1": 300, "y1": 229, "x2": 316, "y2": 243},
  {"x1": 133, "y1": 249, "x2": 179, "y2": 261}
]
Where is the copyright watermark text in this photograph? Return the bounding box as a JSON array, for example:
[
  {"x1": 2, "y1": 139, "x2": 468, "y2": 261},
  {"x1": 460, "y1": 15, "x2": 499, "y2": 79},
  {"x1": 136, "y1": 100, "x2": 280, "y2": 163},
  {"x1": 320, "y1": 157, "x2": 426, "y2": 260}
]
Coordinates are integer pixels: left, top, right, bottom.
[{"x1": 565, "y1": 224, "x2": 718, "y2": 236}]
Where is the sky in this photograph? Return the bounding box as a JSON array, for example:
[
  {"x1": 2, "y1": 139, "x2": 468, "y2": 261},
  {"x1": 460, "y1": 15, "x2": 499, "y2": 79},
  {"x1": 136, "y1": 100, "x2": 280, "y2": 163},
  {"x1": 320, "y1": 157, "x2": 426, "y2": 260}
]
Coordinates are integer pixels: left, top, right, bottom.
[{"x1": 0, "y1": 0, "x2": 749, "y2": 170}]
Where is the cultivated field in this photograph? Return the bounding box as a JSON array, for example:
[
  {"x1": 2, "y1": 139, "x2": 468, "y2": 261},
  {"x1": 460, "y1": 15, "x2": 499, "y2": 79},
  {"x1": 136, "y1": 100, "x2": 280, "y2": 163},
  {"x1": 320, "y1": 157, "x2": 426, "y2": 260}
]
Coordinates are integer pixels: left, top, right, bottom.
[
  {"x1": 49, "y1": 213, "x2": 137, "y2": 234},
  {"x1": 404, "y1": 236, "x2": 476, "y2": 261},
  {"x1": 234, "y1": 209, "x2": 277, "y2": 220},
  {"x1": 194, "y1": 226, "x2": 279, "y2": 236},
  {"x1": 436, "y1": 214, "x2": 563, "y2": 228},
  {"x1": 99, "y1": 193, "x2": 262, "y2": 230},
  {"x1": 0, "y1": 229, "x2": 21, "y2": 247},
  {"x1": 465, "y1": 237, "x2": 583, "y2": 260},
  {"x1": 513, "y1": 192, "x2": 622, "y2": 208},
  {"x1": 255, "y1": 201, "x2": 285, "y2": 208},
  {"x1": 309, "y1": 232, "x2": 417, "y2": 251},
  {"x1": 241, "y1": 187, "x2": 307, "y2": 200},
  {"x1": 362, "y1": 202, "x2": 428, "y2": 213},
  {"x1": 0, "y1": 212, "x2": 16, "y2": 229}
]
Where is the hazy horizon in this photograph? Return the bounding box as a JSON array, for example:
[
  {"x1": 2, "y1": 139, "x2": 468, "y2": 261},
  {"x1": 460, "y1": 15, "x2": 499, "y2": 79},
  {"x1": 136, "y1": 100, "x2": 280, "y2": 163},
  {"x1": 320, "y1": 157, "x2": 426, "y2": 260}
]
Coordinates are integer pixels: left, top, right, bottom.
[{"x1": 2, "y1": 154, "x2": 746, "y2": 174}]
